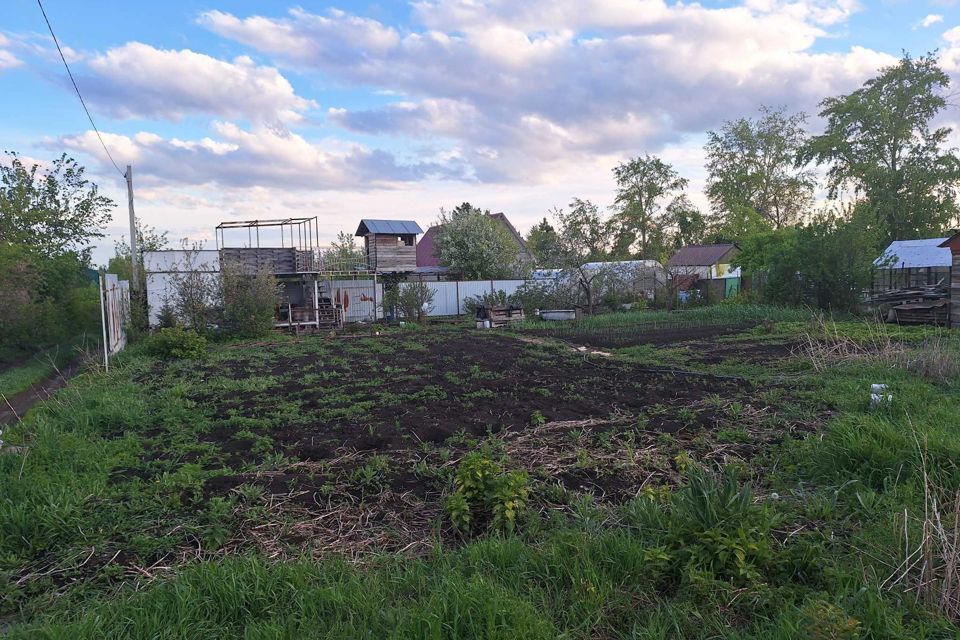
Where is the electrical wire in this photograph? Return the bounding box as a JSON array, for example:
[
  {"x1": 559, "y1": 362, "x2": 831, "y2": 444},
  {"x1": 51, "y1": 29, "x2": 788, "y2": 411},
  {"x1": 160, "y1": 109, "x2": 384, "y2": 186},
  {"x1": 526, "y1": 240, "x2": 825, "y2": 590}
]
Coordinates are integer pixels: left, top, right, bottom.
[{"x1": 36, "y1": 0, "x2": 124, "y2": 177}]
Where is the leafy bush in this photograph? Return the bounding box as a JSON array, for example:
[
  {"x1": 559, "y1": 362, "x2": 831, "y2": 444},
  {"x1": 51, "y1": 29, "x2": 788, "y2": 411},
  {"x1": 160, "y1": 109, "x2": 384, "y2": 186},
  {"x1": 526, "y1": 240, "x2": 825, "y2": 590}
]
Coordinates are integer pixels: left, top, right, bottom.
[
  {"x1": 462, "y1": 289, "x2": 509, "y2": 316},
  {"x1": 146, "y1": 327, "x2": 207, "y2": 360},
  {"x1": 396, "y1": 282, "x2": 435, "y2": 322},
  {"x1": 510, "y1": 280, "x2": 577, "y2": 312},
  {"x1": 446, "y1": 453, "x2": 529, "y2": 534},
  {"x1": 219, "y1": 262, "x2": 282, "y2": 338},
  {"x1": 666, "y1": 466, "x2": 776, "y2": 583}
]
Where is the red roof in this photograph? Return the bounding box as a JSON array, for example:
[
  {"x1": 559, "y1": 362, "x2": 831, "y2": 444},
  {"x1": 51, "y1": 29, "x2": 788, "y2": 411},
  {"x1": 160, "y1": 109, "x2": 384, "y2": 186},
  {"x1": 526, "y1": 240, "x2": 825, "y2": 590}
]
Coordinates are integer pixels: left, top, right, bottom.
[
  {"x1": 416, "y1": 225, "x2": 442, "y2": 267},
  {"x1": 938, "y1": 232, "x2": 960, "y2": 255},
  {"x1": 415, "y1": 212, "x2": 531, "y2": 268}
]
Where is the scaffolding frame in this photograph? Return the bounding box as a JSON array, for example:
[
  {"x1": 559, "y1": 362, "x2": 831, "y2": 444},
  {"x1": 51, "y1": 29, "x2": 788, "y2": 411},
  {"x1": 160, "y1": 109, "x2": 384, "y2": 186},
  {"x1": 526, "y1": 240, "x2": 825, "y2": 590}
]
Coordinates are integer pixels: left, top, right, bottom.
[{"x1": 215, "y1": 217, "x2": 319, "y2": 251}]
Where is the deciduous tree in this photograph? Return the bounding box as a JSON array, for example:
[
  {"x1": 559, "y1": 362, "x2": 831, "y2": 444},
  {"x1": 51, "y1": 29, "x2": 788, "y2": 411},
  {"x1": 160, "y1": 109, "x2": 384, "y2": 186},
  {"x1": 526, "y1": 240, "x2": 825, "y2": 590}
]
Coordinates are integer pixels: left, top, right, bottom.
[
  {"x1": 433, "y1": 203, "x2": 518, "y2": 279},
  {"x1": 705, "y1": 106, "x2": 814, "y2": 232},
  {"x1": 800, "y1": 54, "x2": 960, "y2": 242},
  {"x1": 611, "y1": 155, "x2": 688, "y2": 259}
]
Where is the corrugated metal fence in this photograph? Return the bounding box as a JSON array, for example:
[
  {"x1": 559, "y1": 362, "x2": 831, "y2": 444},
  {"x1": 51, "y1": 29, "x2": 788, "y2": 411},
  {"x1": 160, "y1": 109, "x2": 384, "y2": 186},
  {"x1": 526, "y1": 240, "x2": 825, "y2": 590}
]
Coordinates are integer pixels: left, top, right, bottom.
[{"x1": 424, "y1": 280, "x2": 527, "y2": 316}]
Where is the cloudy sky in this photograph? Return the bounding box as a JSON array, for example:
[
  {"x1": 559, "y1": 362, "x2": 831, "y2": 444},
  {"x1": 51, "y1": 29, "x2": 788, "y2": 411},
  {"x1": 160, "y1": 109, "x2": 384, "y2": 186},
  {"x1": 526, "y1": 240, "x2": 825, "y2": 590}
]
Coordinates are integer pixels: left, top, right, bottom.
[{"x1": 2, "y1": 0, "x2": 959, "y2": 263}]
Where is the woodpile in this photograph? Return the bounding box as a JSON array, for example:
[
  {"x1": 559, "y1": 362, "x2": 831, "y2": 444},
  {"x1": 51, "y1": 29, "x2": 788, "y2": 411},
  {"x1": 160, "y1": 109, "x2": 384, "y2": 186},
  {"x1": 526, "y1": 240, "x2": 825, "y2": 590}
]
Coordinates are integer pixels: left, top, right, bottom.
[
  {"x1": 869, "y1": 280, "x2": 951, "y2": 326},
  {"x1": 891, "y1": 300, "x2": 951, "y2": 326},
  {"x1": 476, "y1": 305, "x2": 525, "y2": 328}
]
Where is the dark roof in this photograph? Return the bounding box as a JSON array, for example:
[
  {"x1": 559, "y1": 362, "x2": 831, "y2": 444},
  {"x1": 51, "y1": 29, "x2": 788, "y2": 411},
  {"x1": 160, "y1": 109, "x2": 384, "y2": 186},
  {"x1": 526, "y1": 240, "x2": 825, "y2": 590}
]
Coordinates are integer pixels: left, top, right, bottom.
[
  {"x1": 667, "y1": 243, "x2": 738, "y2": 267},
  {"x1": 355, "y1": 219, "x2": 423, "y2": 236}
]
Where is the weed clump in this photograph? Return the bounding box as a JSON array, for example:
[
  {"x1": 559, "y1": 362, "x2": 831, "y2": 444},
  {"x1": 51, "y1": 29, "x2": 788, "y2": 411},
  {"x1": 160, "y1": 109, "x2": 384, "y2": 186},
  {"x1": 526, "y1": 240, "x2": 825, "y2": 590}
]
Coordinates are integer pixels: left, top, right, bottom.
[
  {"x1": 446, "y1": 453, "x2": 529, "y2": 535},
  {"x1": 146, "y1": 327, "x2": 207, "y2": 360}
]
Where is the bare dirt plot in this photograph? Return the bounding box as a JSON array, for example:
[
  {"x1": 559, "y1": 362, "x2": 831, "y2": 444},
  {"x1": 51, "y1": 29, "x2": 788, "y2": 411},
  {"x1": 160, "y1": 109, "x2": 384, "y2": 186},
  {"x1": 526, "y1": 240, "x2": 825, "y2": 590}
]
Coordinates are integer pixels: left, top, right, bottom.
[
  {"x1": 117, "y1": 330, "x2": 819, "y2": 557},
  {"x1": 522, "y1": 322, "x2": 757, "y2": 349}
]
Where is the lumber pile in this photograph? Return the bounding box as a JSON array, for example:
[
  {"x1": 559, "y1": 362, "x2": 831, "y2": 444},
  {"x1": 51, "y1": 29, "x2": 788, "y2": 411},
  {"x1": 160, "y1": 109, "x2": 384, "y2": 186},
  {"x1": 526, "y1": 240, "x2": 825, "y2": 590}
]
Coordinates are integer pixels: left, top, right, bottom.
[
  {"x1": 891, "y1": 300, "x2": 950, "y2": 326},
  {"x1": 869, "y1": 280, "x2": 951, "y2": 326},
  {"x1": 476, "y1": 305, "x2": 525, "y2": 328},
  {"x1": 869, "y1": 280, "x2": 949, "y2": 305}
]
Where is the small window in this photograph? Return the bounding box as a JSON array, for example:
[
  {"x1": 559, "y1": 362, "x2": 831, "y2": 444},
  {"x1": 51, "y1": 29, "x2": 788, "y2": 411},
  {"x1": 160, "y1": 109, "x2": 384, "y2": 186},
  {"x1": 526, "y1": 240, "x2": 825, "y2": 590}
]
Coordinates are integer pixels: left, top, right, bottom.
[{"x1": 401, "y1": 235, "x2": 414, "y2": 247}]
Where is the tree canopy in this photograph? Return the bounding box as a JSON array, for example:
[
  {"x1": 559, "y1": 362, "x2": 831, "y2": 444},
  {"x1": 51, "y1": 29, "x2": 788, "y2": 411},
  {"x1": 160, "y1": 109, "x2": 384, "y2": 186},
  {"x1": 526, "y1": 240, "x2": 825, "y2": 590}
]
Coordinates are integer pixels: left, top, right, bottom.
[
  {"x1": 433, "y1": 203, "x2": 520, "y2": 279},
  {"x1": 799, "y1": 54, "x2": 960, "y2": 242},
  {"x1": 705, "y1": 106, "x2": 814, "y2": 233},
  {"x1": 0, "y1": 153, "x2": 114, "y2": 262},
  {"x1": 611, "y1": 155, "x2": 689, "y2": 260}
]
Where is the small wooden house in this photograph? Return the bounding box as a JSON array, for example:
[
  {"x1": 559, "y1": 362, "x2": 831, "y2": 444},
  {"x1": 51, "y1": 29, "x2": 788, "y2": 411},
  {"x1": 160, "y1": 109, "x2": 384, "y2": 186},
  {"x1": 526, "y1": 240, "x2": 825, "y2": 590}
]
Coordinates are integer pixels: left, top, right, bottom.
[{"x1": 356, "y1": 219, "x2": 423, "y2": 273}]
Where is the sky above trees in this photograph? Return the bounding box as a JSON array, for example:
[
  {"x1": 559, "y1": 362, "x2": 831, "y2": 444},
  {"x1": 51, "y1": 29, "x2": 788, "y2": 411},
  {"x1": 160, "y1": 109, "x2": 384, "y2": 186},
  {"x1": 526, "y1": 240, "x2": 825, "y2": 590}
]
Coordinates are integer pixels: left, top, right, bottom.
[{"x1": 2, "y1": 0, "x2": 959, "y2": 263}]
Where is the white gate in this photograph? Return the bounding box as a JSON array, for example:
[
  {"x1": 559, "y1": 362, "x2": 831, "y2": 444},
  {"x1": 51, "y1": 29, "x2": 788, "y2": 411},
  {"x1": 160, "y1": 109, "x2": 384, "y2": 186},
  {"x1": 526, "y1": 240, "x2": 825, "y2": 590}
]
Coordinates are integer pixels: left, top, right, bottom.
[{"x1": 99, "y1": 273, "x2": 130, "y2": 368}]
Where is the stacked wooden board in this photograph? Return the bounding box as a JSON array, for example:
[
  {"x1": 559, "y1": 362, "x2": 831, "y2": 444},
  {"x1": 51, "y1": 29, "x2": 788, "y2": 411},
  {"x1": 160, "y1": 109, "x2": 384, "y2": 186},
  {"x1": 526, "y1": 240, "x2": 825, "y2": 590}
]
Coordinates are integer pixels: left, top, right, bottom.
[
  {"x1": 476, "y1": 305, "x2": 525, "y2": 328},
  {"x1": 891, "y1": 300, "x2": 951, "y2": 326},
  {"x1": 869, "y1": 279, "x2": 951, "y2": 326}
]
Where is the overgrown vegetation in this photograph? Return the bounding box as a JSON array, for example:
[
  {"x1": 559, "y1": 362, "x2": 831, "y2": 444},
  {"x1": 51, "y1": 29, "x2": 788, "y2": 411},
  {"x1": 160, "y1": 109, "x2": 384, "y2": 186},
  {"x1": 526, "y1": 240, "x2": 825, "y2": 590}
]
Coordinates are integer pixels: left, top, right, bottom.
[
  {"x1": 2, "y1": 317, "x2": 959, "y2": 637},
  {"x1": 0, "y1": 153, "x2": 111, "y2": 364}
]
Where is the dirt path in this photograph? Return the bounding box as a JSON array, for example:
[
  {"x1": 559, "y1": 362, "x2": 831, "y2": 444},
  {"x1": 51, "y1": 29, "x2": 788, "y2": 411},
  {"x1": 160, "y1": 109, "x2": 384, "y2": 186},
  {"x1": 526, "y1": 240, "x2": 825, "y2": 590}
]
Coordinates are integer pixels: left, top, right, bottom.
[{"x1": 0, "y1": 364, "x2": 78, "y2": 427}]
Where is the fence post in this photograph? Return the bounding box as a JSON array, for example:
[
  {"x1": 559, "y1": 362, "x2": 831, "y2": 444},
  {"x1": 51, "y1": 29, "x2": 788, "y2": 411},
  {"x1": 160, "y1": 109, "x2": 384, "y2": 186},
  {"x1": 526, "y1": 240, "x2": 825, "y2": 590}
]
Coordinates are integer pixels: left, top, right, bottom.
[
  {"x1": 456, "y1": 280, "x2": 460, "y2": 315},
  {"x1": 99, "y1": 273, "x2": 109, "y2": 372}
]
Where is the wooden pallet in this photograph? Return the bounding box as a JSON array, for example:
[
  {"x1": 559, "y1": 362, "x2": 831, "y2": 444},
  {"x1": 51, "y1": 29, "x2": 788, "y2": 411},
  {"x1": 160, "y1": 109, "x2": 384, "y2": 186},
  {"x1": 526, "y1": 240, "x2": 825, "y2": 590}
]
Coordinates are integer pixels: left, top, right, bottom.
[{"x1": 477, "y1": 305, "x2": 524, "y2": 328}]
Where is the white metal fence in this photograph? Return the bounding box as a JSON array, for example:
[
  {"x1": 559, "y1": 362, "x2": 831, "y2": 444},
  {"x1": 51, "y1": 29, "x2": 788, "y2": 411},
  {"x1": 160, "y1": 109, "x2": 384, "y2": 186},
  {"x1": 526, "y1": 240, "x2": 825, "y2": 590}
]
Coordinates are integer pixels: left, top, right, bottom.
[
  {"x1": 422, "y1": 280, "x2": 527, "y2": 316},
  {"x1": 324, "y1": 279, "x2": 383, "y2": 322}
]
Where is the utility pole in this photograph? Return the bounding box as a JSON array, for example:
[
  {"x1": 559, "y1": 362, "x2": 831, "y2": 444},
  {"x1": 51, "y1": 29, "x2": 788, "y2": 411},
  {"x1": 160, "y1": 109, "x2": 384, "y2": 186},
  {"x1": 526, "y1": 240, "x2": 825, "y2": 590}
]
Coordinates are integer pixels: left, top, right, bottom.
[{"x1": 125, "y1": 165, "x2": 138, "y2": 292}]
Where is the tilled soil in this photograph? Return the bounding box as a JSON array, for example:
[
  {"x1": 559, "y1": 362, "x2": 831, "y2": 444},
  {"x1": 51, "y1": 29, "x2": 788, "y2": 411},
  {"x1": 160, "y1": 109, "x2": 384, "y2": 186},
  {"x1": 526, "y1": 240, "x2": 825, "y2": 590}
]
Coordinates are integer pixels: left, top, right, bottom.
[{"x1": 123, "y1": 329, "x2": 817, "y2": 557}]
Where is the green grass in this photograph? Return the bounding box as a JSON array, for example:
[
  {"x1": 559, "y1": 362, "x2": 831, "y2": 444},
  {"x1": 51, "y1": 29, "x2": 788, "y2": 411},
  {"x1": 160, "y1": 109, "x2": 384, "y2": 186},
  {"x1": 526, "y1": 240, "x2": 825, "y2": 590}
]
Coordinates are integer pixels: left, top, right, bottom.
[
  {"x1": 2, "y1": 319, "x2": 960, "y2": 637},
  {"x1": 516, "y1": 303, "x2": 816, "y2": 331},
  {"x1": 0, "y1": 337, "x2": 93, "y2": 397}
]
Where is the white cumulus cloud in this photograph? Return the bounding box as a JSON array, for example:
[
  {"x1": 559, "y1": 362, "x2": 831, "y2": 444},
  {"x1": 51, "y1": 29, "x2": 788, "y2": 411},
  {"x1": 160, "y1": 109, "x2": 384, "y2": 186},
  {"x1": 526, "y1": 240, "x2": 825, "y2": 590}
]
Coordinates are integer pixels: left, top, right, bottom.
[{"x1": 79, "y1": 42, "x2": 315, "y2": 123}]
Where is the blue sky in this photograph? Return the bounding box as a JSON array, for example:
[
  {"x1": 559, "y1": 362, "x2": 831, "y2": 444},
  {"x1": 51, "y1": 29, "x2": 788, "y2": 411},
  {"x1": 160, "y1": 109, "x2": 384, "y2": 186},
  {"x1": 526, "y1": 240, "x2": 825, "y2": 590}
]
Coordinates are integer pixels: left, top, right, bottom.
[{"x1": 1, "y1": 0, "x2": 958, "y2": 264}]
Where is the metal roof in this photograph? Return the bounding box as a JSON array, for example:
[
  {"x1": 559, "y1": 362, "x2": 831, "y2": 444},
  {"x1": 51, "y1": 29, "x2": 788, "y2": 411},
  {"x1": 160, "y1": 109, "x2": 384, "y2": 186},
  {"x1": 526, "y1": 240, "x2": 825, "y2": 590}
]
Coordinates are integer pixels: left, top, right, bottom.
[
  {"x1": 668, "y1": 244, "x2": 738, "y2": 267},
  {"x1": 874, "y1": 238, "x2": 951, "y2": 269},
  {"x1": 356, "y1": 219, "x2": 423, "y2": 236}
]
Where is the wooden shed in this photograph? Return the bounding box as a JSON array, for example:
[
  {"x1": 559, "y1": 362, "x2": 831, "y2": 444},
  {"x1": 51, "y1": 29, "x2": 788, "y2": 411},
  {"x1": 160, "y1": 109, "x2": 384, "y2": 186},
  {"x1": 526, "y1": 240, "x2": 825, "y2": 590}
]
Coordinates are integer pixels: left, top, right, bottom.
[
  {"x1": 938, "y1": 233, "x2": 960, "y2": 327},
  {"x1": 356, "y1": 219, "x2": 423, "y2": 273}
]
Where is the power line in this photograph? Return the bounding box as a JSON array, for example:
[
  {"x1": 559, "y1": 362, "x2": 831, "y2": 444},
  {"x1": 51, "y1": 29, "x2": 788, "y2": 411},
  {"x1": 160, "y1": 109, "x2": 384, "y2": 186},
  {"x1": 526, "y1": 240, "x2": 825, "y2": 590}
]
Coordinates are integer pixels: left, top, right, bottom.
[{"x1": 36, "y1": 0, "x2": 124, "y2": 177}]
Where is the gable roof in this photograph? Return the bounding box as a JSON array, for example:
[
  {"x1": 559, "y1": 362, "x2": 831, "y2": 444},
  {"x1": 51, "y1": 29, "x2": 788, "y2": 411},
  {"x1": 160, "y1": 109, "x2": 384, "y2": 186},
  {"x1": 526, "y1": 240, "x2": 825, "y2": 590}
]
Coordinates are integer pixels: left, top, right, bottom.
[
  {"x1": 667, "y1": 243, "x2": 738, "y2": 267},
  {"x1": 875, "y1": 238, "x2": 951, "y2": 268},
  {"x1": 416, "y1": 225, "x2": 442, "y2": 267},
  {"x1": 938, "y1": 232, "x2": 960, "y2": 253},
  {"x1": 355, "y1": 219, "x2": 423, "y2": 236},
  {"x1": 414, "y1": 212, "x2": 531, "y2": 268}
]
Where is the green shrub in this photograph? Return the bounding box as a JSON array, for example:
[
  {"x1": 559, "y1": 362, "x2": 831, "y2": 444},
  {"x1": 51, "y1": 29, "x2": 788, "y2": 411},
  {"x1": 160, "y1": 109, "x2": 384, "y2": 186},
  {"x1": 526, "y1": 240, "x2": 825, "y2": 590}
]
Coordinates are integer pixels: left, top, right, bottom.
[
  {"x1": 446, "y1": 453, "x2": 529, "y2": 534},
  {"x1": 146, "y1": 327, "x2": 207, "y2": 360},
  {"x1": 463, "y1": 290, "x2": 509, "y2": 316},
  {"x1": 219, "y1": 261, "x2": 281, "y2": 338}
]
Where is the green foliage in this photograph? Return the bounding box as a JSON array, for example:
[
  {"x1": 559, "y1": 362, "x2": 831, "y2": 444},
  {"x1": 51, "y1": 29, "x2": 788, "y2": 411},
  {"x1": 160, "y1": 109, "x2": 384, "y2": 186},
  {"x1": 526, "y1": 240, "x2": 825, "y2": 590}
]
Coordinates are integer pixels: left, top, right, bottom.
[
  {"x1": 667, "y1": 466, "x2": 775, "y2": 583},
  {"x1": 462, "y1": 289, "x2": 510, "y2": 316},
  {"x1": 433, "y1": 203, "x2": 521, "y2": 279},
  {"x1": 446, "y1": 453, "x2": 529, "y2": 534},
  {"x1": 320, "y1": 231, "x2": 366, "y2": 270},
  {"x1": 219, "y1": 261, "x2": 282, "y2": 338},
  {"x1": 611, "y1": 154, "x2": 690, "y2": 260},
  {"x1": 0, "y1": 152, "x2": 114, "y2": 261},
  {"x1": 736, "y1": 204, "x2": 880, "y2": 311},
  {"x1": 801, "y1": 53, "x2": 960, "y2": 242},
  {"x1": 396, "y1": 281, "x2": 435, "y2": 322},
  {"x1": 525, "y1": 217, "x2": 562, "y2": 265},
  {"x1": 146, "y1": 327, "x2": 207, "y2": 360},
  {"x1": 166, "y1": 245, "x2": 220, "y2": 331},
  {"x1": 705, "y1": 105, "x2": 814, "y2": 232}
]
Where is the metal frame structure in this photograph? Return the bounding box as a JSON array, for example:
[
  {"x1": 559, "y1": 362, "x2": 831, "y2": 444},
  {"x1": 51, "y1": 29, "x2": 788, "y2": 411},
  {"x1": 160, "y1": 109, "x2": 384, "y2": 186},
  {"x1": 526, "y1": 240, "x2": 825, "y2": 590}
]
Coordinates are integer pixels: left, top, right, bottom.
[{"x1": 215, "y1": 217, "x2": 319, "y2": 251}]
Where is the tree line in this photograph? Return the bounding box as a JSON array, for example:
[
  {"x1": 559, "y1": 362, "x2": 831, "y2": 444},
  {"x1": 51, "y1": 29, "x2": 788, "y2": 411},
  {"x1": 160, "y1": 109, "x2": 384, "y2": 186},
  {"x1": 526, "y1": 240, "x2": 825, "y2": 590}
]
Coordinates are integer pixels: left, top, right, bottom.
[{"x1": 440, "y1": 54, "x2": 959, "y2": 311}]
